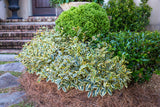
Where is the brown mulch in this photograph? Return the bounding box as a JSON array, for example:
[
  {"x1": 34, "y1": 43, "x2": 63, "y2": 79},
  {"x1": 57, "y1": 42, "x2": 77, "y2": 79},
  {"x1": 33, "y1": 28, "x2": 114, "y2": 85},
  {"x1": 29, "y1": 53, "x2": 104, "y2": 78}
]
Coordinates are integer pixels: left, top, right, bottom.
[{"x1": 19, "y1": 72, "x2": 160, "y2": 107}]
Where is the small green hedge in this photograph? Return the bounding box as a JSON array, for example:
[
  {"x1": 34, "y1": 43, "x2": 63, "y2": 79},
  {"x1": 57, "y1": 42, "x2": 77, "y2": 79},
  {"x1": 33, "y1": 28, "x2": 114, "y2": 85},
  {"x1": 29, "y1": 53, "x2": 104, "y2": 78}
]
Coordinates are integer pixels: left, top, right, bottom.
[
  {"x1": 105, "y1": 0, "x2": 152, "y2": 32},
  {"x1": 92, "y1": 31, "x2": 160, "y2": 83},
  {"x1": 55, "y1": 2, "x2": 110, "y2": 41},
  {"x1": 50, "y1": 0, "x2": 104, "y2": 6},
  {"x1": 18, "y1": 29, "x2": 131, "y2": 97}
]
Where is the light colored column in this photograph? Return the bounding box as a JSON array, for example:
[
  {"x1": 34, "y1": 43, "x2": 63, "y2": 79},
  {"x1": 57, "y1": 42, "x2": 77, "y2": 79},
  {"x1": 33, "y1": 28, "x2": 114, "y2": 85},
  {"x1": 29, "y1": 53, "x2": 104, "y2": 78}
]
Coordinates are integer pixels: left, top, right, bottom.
[
  {"x1": 0, "y1": 0, "x2": 9, "y2": 19},
  {"x1": 18, "y1": 0, "x2": 32, "y2": 19}
]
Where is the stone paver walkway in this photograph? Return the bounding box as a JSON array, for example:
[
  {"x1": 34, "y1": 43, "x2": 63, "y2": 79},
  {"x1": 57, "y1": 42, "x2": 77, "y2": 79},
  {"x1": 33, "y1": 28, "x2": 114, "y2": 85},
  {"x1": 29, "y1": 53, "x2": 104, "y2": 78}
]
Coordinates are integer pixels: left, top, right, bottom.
[
  {"x1": 0, "y1": 62, "x2": 25, "y2": 72},
  {"x1": 0, "y1": 73, "x2": 20, "y2": 89},
  {"x1": 0, "y1": 54, "x2": 19, "y2": 62},
  {"x1": 0, "y1": 55, "x2": 26, "y2": 107},
  {"x1": 0, "y1": 91, "x2": 25, "y2": 107}
]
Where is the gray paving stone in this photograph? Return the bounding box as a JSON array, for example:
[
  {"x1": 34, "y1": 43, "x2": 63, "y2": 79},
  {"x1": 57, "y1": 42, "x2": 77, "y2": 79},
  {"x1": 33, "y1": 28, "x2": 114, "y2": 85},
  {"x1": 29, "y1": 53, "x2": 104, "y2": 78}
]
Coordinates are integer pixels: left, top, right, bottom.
[
  {"x1": 0, "y1": 91, "x2": 25, "y2": 107},
  {"x1": 0, "y1": 54, "x2": 19, "y2": 62},
  {"x1": 0, "y1": 73, "x2": 20, "y2": 89},
  {"x1": 0, "y1": 62, "x2": 25, "y2": 72}
]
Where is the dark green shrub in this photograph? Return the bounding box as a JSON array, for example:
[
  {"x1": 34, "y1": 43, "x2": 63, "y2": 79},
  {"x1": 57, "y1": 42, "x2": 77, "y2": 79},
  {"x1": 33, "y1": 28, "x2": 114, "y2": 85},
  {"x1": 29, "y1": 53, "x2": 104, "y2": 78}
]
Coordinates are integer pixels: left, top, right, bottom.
[
  {"x1": 50, "y1": 0, "x2": 104, "y2": 6},
  {"x1": 104, "y1": 0, "x2": 152, "y2": 32},
  {"x1": 154, "y1": 70, "x2": 160, "y2": 75},
  {"x1": 94, "y1": 31, "x2": 160, "y2": 83},
  {"x1": 55, "y1": 2, "x2": 110, "y2": 40},
  {"x1": 18, "y1": 29, "x2": 131, "y2": 97}
]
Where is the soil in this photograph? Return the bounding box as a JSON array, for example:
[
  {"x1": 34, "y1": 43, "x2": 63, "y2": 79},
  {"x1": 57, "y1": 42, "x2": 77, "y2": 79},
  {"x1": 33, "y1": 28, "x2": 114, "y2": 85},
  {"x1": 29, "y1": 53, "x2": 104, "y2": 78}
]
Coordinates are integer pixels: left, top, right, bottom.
[{"x1": 19, "y1": 72, "x2": 160, "y2": 107}]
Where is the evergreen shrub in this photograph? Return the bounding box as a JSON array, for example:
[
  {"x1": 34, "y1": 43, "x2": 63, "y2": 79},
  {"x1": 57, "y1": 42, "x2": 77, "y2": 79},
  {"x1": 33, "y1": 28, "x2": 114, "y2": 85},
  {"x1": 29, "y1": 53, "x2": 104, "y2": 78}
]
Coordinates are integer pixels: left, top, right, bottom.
[
  {"x1": 55, "y1": 2, "x2": 110, "y2": 41},
  {"x1": 18, "y1": 29, "x2": 131, "y2": 97},
  {"x1": 50, "y1": 0, "x2": 104, "y2": 6},
  {"x1": 105, "y1": 0, "x2": 152, "y2": 32},
  {"x1": 92, "y1": 31, "x2": 160, "y2": 83}
]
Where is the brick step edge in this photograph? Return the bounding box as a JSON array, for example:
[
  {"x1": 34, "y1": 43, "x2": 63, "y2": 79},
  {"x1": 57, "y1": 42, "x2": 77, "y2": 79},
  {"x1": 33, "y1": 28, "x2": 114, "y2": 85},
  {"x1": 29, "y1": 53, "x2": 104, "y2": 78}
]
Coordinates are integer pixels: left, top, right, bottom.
[
  {"x1": 0, "y1": 25, "x2": 55, "y2": 30},
  {"x1": 0, "y1": 30, "x2": 37, "y2": 32},
  {"x1": 0, "y1": 40, "x2": 30, "y2": 49},
  {"x1": 0, "y1": 17, "x2": 58, "y2": 22},
  {"x1": 0, "y1": 40, "x2": 31, "y2": 46},
  {"x1": 0, "y1": 36, "x2": 34, "y2": 40},
  {"x1": 0, "y1": 32, "x2": 35, "y2": 40},
  {"x1": 0, "y1": 40, "x2": 31, "y2": 43},
  {"x1": 0, "y1": 46, "x2": 24, "y2": 49},
  {"x1": 0, "y1": 49, "x2": 21, "y2": 54}
]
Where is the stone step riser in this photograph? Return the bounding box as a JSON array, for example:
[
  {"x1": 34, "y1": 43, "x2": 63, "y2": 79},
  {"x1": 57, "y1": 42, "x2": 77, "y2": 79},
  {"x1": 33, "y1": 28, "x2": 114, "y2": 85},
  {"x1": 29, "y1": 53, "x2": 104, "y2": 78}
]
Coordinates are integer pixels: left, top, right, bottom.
[
  {"x1": 0, "y1": 42, "x2": 28, "y2": 46},
  {"x1": 0, "y1": 46, "x2": 23, "y2": 49},
  {"x1": 0, "y1": 49, "x2": 21, "y2": 54},
  {"x1": 0, "y1": 25, "x2": 54, "y2": 31},
  {"x1": 0, "y1": 33, "x2": 34, "y2": 40},
  {"x1": 0, "y1": 30, "x2": 36, "y2": 32},
  {"x1": 0, "y1": 41, "x2": 30, "y2": 49},
  {"x1": 0, "y1": 36, "x2": 34, "y2": 40}
]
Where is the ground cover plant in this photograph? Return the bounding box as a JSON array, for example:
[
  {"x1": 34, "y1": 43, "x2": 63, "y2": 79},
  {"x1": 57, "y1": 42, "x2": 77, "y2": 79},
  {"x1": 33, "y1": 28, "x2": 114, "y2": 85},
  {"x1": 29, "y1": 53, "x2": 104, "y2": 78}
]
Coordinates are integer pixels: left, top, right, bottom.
[
  {"x1": 92, "y1": 31, "x2": 160, "y2": 83},
  {"x1": 105, "y1": 0, "x2": 152, "y2": 32},
  {"x1": 55, "y1": 2, "x2": 110, "y2": 41},
  {"x1": 18, "y1": 29, "x2": 131, "y2": 97}
]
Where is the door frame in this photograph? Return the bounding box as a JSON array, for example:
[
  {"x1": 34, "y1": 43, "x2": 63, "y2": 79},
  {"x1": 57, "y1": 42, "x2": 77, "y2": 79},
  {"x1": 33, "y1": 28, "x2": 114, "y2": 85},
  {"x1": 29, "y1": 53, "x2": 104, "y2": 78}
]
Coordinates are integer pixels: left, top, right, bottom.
[{"x1": 32, "y1": 0, "x2": 56, "y2": 16}]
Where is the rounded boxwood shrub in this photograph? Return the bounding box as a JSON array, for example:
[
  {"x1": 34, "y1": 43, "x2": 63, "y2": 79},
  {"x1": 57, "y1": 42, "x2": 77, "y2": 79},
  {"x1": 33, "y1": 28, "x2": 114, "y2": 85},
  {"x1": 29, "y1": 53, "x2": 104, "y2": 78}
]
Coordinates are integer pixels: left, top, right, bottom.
[
  {"x1": 18, "y1": 29, "x2": 131, "y2": 97},
  {"x1": 55, "y1": 2, "x2": 110, "y2": 40}
]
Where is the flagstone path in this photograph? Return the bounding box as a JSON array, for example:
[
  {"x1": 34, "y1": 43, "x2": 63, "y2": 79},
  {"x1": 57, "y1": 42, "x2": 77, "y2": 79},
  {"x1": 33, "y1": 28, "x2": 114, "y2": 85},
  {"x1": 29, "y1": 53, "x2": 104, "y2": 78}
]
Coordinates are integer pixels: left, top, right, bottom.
[
  {"x1": 0, "y1": 54, "x2": 19, "y2": 62},
  {"x1": 0, "y1": 62, "x2": 25, "y2": 72},
  {"x1": 0, "y1": 54, "x2": 26, "y2": 107}
]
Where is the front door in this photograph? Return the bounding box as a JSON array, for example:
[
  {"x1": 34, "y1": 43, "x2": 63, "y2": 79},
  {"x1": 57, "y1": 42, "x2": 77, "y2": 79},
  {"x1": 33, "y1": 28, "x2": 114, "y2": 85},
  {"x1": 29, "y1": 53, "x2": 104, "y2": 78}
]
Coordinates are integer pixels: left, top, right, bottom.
[{"x1": 32, "y1": 0, "x2": 56, "y2": 16}]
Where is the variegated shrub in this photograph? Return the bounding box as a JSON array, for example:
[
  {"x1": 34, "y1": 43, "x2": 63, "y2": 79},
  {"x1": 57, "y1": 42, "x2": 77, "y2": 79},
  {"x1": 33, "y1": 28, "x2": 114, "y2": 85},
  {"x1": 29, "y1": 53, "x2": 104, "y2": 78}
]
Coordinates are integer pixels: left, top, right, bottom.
[{"x1": 18, "y1": 29, "x2": 131, "y2": 97}]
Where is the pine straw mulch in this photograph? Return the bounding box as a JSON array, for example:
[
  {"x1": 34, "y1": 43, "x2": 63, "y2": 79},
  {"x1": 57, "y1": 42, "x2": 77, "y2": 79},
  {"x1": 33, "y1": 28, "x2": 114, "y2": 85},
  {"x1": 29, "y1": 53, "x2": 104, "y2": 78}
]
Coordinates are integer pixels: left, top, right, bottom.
[{"x1": 19, "y1": 72, "x2": 160, "y2": 107}]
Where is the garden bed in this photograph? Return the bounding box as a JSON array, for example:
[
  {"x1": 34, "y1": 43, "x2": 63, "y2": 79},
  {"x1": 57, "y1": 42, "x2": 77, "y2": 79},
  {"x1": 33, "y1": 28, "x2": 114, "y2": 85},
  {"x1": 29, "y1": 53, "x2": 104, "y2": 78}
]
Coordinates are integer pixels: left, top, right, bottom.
[{"x1": 19, "y1": 72, "x2": 160, "y2": 107}]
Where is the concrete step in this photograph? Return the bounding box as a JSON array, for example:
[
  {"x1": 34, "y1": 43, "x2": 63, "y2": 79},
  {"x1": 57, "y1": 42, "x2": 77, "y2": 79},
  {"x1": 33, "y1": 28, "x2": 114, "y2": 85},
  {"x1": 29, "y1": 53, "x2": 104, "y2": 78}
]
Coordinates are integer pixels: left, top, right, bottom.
[
  {"x1": 0, "y1": 32, "x2": 35, "y2": 40},
  {"x1": 0, "y1": 49, "x2": 21, "y2": 54},
  {"x1": 0, "y1": 40, "x2": 31, "y2": 49}
]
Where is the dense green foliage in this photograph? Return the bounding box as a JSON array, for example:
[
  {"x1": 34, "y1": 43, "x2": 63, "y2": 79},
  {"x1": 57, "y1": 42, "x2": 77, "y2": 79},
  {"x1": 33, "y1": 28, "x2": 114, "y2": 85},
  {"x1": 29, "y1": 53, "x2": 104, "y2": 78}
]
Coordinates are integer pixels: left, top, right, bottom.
[
  {"x1": 18, "y1": 29, "x2": 131, "y2": 97},
  {"x1": 50, "y1": 0, "x2": 104, "y2": 6},
  {"x1": 104, "y1": 0, "x2": 152, "y2": 32},
  {"x1": 55, "y1": 3, "x2": 110, "y2": 40},
  {"x1": 92, "y1": 31, "x2": 160, "y2": 83}
]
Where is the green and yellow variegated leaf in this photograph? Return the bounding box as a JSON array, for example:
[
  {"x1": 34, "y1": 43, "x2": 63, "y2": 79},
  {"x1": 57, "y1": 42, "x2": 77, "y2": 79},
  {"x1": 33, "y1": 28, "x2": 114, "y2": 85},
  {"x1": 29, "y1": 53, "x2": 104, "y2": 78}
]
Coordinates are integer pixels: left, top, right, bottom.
[{"x1": 18, "y1": 29, "x2": 131, "y2": 97}]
